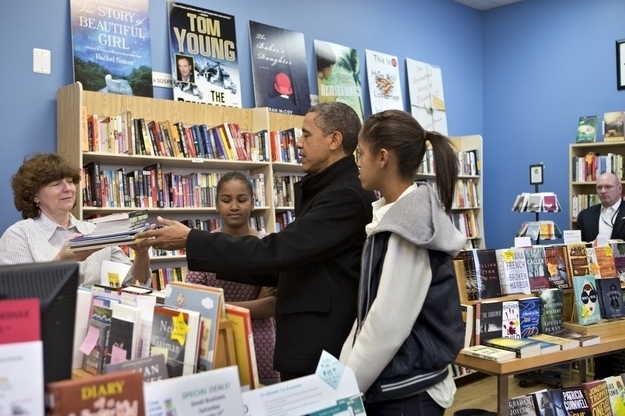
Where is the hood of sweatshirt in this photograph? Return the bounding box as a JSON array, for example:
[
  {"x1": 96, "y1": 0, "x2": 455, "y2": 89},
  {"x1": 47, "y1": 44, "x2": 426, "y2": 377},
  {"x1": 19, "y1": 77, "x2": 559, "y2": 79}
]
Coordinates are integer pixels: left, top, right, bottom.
[{"x1": 371, "y1": 182, "x2": 467, "y2": 256}]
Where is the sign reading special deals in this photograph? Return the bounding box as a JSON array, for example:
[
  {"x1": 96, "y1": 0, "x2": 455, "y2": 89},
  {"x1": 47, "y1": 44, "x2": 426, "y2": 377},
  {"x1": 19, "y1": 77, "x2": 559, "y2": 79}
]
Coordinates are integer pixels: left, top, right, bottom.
[{"x1": 69, "y1": 0, "x2": 153, "y2": 97}]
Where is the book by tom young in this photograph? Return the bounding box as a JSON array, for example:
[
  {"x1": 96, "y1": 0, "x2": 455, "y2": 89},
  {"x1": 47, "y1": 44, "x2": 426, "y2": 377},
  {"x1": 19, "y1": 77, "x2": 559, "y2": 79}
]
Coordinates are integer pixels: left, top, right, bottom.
[{"x1": 168, "y1": 2, "x2": 241, "y2": 107}]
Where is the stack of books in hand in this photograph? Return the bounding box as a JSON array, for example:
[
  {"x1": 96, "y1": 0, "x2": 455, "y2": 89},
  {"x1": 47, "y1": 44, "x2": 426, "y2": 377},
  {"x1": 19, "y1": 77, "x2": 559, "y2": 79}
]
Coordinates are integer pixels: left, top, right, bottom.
[{"x1": 68, "y1": 210, "x2": 148, "y2": 251}]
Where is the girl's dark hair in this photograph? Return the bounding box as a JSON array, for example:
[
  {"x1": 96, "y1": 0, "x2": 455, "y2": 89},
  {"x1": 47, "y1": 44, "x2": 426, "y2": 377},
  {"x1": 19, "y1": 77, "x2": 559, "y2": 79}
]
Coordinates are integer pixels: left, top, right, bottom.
[
  {"x1": 12, "y1": 153, "x2": 81, "y2": 219},
  {"x1": 360, "y1": 110, "x2": 458, "y2": 213},
  {"x1": 216, "y1": 171, "x2": 254, "y2": 198}
]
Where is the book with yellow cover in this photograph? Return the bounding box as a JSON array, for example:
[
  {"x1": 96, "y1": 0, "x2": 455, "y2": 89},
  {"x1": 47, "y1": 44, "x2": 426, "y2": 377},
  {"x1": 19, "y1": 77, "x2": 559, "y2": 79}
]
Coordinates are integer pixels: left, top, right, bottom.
[{"x1": 225, "y1": 304, "x2": 259, "y2": 390}]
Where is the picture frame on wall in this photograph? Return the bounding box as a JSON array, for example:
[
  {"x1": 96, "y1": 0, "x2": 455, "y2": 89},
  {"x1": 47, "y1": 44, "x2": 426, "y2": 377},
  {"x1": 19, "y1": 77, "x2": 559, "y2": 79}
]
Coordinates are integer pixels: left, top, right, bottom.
[
  {"x1": 617, "y1": 39, "x2": 625, "y2": 90},
  {"x1": 529, "y1": 164, "x2": 544, "y2": 185}
]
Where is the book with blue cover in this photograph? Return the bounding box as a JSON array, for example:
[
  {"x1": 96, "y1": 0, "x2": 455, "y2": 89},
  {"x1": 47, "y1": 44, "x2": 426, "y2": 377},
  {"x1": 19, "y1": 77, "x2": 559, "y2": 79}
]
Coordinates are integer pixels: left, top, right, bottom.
[
  {"x1": 164, "y1": 281, "x2": 224, "y2": 372},
  {"x1": 518, "y1": 296, "x2": 541, "y2": 338}
]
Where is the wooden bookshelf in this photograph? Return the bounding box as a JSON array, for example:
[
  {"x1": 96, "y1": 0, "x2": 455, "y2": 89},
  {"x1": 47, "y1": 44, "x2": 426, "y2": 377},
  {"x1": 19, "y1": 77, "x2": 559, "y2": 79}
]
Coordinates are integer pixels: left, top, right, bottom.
[{"x1": 56, "y1": 82, "x2": 304, "y2": 235}]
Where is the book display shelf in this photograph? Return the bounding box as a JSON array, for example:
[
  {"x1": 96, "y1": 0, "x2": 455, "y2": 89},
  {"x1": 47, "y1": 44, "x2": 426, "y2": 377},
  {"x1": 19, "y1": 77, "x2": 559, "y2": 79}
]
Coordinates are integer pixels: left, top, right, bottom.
[
  {"x1": 569, "y1": 141, "x2": 625, "y2": 230},
  {"x1": 415, "y1": 134, "x2": 485, "y2": 249},
  {"x1": 453, "y1": 264, "x2": 625, "y2": 414},
  {"x1": 56, "y1": 82, "x2": 304, "y2": 272}
]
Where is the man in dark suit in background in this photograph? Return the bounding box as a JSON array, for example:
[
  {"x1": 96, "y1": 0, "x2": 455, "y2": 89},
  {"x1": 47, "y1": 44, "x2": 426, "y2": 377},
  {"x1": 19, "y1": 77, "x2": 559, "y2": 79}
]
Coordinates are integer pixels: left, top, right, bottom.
[
  {"x1": 135, "y1": 102, "x2": 377, "y2": 382},
  {"x1": 576, "y1": 171, "x2": 625, "y2": 379},
  {"x1": 577, "y1": 172, "x2": 625, "y2": 243}
]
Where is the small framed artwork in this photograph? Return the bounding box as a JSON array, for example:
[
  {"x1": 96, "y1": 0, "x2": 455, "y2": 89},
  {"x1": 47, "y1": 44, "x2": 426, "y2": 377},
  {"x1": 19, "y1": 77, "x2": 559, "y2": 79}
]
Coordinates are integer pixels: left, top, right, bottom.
[
  {"x1": 617, "y1": 39, "x2": 625, "y2": 90},
  {"x1": 530, "y1": 164, "x2": 543, "y2": 185}
]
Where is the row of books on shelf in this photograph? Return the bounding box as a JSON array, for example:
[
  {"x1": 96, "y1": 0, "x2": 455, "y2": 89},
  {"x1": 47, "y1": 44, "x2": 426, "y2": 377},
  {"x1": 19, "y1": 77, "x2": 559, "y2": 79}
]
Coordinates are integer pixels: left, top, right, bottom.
[
  {"x1": 416, "y1": 147, "x2": 480, "y2": 176},
  {"x1": 575, "y1": 111, "x2": 625, "y2": 143},
  {"x1": 273, "y1": 174, "x2": 303, "y2": 207},
  {"x1": 460, "y1": 286, "x2": 603, "y2": 354},
  {"x1": 455, "y1": 241, "x2": 625, "y2": 302},
  {"x1": 507, "y1": 375, "x2": 625, "y2": 416},
  {"x1": 571, "y1": 151, "x2": 625, "y2": 183},
  {"x1": 572, "y1": 194, "x2": 601, "y2": 220},
  {"x1": 450, "y1": 211, "x2": 480, "y2": 239},
  {"x1": 426, "y1": 178, "x2": 480, "y2": 209},
  {"x1": 83, "y1": 161, "x2": 274, "y2": 209},
  {"x1": 84, "y1": 110, "x2": 303, "y2": 164},
  {"x1": 511, "y1": 192, "x2": 561, "y2": 213},
  {"x1": 275, "y1": 211, "x2": 296, "y2": 232}
]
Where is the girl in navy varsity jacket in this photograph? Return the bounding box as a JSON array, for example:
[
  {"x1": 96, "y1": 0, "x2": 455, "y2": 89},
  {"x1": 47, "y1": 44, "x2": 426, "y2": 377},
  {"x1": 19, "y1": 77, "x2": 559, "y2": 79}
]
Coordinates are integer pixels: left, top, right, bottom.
[{"x1": 340, "y1": 110, "x2": 466, "y2": 415}]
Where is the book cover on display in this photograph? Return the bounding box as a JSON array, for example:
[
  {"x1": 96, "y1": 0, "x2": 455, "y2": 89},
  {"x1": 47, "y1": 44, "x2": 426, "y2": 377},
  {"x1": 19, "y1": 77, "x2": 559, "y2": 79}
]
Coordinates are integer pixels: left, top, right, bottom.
[
  {"x1": 168, "y1": 2, "x2": 241, "y2": 107},
  {"x1": 313, "y1": 39, "x2": 364, "y2": 121},
  {"x1": 406, "y1": 58, "x2": 448, "y2": 135},
  {"x1": 365, "y1": 49, "x2": 404, "y2": 114},
  {"x1": 69, "y1": 0, "x2": 153, "y2": 97},
  {"x1": 249, "y1": 20, "x2": 311, "y2": 115}
]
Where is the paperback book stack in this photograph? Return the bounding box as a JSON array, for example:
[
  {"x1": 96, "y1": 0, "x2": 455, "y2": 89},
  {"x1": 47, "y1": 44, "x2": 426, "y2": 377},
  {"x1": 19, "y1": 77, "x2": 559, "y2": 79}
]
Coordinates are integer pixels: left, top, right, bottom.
[{"x1": 69, "y1": 210, "x2": 148, "y2": 251}]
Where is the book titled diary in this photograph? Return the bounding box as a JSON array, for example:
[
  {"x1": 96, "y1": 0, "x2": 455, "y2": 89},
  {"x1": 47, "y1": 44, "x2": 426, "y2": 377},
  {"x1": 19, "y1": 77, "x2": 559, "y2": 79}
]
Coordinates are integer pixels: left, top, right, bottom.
[{"x1": 45, "y1": 370, "x2": 145, "y2": 415}]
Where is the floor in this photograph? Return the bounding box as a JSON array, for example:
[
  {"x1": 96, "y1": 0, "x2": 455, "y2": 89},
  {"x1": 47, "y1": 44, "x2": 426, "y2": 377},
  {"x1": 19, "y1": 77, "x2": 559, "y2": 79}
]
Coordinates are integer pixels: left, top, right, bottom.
[{"x1": 444, "y1": 372, "x2": 577, "y2": 415}]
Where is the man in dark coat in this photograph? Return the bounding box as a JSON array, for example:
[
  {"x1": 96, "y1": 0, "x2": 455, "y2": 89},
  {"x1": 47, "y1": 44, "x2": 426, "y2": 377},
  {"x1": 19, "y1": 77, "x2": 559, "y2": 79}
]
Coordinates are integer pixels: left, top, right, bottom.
[
  {"x1": 136, "y1": 102, "x2": 377, "y2": 381},
  {"x1": 576, "y1": 171, "x2": 625, "y2": 379}
]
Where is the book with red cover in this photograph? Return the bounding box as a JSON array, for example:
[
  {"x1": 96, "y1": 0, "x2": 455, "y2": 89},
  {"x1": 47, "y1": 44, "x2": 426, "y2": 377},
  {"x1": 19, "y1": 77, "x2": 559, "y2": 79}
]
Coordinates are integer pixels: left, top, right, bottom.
[
  {"x1": 45, "y1": 370, "x2": 145, "y2": 415},
  {"x1": 0, "y1": 298, "x2": 40, "y2": 344}
]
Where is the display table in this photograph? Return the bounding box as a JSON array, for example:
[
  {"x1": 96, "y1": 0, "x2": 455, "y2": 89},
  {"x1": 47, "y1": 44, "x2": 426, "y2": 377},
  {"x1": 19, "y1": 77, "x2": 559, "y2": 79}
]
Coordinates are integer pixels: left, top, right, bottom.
[{"x1": 454, "y1": 334, "x2": 625, "y2": 415}]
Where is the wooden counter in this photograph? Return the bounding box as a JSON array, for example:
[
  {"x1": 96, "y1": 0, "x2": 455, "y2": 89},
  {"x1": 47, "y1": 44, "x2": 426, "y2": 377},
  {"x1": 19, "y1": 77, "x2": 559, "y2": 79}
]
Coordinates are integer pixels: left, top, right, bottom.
[{"x1": 454, "y1": 334, "x2": 625, "y2": 415}]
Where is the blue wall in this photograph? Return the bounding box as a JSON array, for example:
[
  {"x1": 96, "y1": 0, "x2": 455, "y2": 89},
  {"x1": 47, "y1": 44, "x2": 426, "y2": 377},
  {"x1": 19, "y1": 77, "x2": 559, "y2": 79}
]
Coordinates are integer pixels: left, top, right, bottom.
[
  {"x1": 482, "y1": 0, "x2": 625, "y2": 248},
  {"x1": 1, "y1": 0, "x2": 623, "y2": 250}
]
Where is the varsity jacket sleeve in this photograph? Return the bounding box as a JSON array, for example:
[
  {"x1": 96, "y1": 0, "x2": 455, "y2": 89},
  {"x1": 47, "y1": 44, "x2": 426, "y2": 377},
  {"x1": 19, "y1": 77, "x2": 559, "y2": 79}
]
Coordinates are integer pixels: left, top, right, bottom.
[
  {"x1": 342, "y1": 234, "x2": 432, "y2": 393},
  {"x1": 186, "y1": 186, "x2": 367, "y2": 274}
]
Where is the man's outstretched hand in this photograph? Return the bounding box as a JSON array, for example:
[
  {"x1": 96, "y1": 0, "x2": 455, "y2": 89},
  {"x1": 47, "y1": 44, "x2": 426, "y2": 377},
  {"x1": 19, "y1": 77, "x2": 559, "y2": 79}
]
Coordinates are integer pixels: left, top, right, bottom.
[{"x1": 134, "y1": 216, "x2": 192, "y2": 251}]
